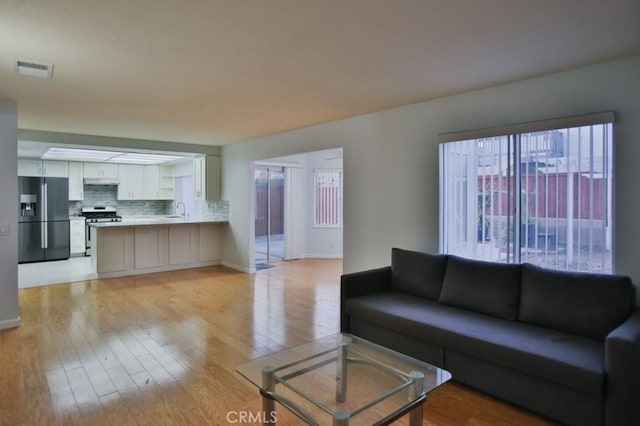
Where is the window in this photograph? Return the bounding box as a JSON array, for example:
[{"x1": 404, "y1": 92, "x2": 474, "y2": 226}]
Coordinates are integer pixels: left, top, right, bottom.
[
  {"x1": 174, "y1": 175, "x2": 194, "y2": 219},
  {"x1": 314, "y1": 169, "x2": 343, "y2": 227},
  {"x1": 439, "y1": 112, "x2": 614, "y2": 273}
]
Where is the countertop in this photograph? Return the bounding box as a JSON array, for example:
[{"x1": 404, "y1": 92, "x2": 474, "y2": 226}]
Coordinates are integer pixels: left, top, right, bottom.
[{"x1": 88, "y1": 215, "x2": 228, "y2": 227}]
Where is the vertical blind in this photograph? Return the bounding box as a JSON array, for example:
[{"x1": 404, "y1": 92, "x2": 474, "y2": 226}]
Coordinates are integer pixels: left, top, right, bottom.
[{"x1": 439, "y1": 112, "x2": 614, "y2": 273}]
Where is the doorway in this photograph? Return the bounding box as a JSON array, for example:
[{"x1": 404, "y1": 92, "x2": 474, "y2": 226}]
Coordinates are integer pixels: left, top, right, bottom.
[{"x1": 254, "y1": 166, "x2": 284, "y2": 268}]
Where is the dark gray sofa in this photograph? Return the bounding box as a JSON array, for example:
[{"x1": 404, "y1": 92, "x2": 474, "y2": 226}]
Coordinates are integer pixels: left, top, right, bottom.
[{"x1": 340, "y1": 248, "x2": 640, "y2": 425}]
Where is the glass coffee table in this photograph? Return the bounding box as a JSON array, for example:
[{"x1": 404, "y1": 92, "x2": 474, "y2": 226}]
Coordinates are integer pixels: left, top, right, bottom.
[{"x1": 236, "y1": 333, "x2": 451, "y2": 425}]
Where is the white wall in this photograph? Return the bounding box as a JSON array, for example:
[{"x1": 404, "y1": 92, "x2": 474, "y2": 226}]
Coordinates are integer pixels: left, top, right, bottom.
[
  {"x1": 0, "y1": 100, "x2": 20, "y2": 329},
  {"x1": 223, "y1": 56, "x2": 640, "y2": 299}
]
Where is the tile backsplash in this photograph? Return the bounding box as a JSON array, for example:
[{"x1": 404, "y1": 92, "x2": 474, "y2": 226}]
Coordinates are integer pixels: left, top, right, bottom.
[
  {"x1": 68, "y1": 185, "x2": 228, "y2": 220},
  {"x1": 200, "y1": 200, "x2": 229, "y2": 221}
]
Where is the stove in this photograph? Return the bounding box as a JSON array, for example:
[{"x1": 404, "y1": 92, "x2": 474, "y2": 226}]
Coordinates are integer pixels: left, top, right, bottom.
[
  {"x1": 81, "y1": 206, "x2": 122, "y2": 223},
  {"x1": 81, "y1": 206, "x2": 122, "y2": 256}
]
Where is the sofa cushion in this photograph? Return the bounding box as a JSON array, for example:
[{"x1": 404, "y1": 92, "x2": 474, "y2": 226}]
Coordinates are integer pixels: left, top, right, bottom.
[
  {"x1": 438, "y1": 255, "x2": 521, "y2": 320},
  {"x1": 519, "y1": 263, "x2": 635, "y2": 340},
  {"x1": 345, "y1": 292, "x2": 605, "y2": 396},
  {"x1": 389, "y1": 248, "x2": 448, "y2": 301}
]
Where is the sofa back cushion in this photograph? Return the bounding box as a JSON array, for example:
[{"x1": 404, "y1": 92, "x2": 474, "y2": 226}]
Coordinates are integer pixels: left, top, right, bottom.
[
  {"x1": 519, "y1": 263, "x2": 635, "y2": 340},
  {"x1": 439, "y1": 255, "x2": 522, "y2": 320},
  {"x1": 390, "y1": 248, "x2": 448, "y2": 301}
]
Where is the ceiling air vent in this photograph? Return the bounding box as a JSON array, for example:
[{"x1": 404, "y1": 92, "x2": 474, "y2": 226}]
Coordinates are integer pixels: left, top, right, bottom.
[{"x1": 13, "y1": 59, "x2": 54, "y2": 79}]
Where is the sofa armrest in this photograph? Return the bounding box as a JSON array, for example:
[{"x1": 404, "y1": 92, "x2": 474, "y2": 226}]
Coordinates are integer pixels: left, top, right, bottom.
[
  {"x1": 340, "y1": 266, "x2": 391, "y2": 332},
  {"x1": 605, "y1": 307, "x2": 640, "y2": 426}
]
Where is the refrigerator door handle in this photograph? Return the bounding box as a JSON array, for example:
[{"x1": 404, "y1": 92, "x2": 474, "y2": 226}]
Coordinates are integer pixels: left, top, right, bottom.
[{"x1": 43, "y1": 182, "x2": 48, "y2": 249}]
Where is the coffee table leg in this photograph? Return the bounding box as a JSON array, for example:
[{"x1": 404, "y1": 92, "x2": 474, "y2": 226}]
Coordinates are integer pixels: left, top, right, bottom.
[
  {"x1": 262, "y1": 366, "x2": 276, "y2": 425},
  {"x1": 333, "y1": 410, "x2": 349, "y2": 426},
  {"x1": 336, "y1": 342, "x2": 348, "y2": 402},
  {"x1": 408, "y1": 371, "x2": 424, "y2": 426}
]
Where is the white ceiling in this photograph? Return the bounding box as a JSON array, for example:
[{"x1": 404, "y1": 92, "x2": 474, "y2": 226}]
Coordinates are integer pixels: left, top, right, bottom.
[{"x1": 2, "y1": 0, "x2": 639, "y2": 146}]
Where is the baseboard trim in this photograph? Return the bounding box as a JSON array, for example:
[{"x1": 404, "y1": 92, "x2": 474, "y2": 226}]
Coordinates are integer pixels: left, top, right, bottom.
[
  {"x1": 96, "y1": 261, "x2": 221, "y2": 279},
  {"x1": 303, "y1": 254, "x2": 344, "y2": 259},
  {"x1": 0, "y1": 316, "x2": 21, "y2": 330},
  {"x1": 221, "y1": 261, "x2": 253, "y2": 274}
]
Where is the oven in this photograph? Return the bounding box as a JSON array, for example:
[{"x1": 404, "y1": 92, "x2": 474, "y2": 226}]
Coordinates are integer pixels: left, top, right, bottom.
[{"x1": 80, "y1": 206, "x2": 122, "y2": 256}]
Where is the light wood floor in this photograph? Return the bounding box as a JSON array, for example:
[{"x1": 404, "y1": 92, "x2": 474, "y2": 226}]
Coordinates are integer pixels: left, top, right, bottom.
[{"x1": 1, "y1": 259, "x2": 550, "y2": 425}]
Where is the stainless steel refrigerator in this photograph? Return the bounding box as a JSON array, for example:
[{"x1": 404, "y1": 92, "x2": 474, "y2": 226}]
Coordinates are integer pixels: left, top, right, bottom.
[{"x1": 18, "y1": 176, "x2": 70, "y2": 263}]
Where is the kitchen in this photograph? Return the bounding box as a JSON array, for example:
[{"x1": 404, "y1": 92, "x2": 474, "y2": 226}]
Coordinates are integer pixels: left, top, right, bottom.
[{"x1": 17, "y1": 143, "x2": 228, "y2": 288}]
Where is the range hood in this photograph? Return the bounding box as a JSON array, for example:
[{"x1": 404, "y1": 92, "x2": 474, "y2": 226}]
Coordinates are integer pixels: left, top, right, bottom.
[{"x1": 83, "y1": 177, "x2": 120, "y2": 185}]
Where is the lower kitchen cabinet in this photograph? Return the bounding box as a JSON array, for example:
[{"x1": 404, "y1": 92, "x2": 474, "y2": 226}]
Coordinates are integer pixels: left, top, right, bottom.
[
  {"x1": 134, "y1": 226, "x2": 168, "y2": 269},
  {"x1": 69, "y1": 217, "x2": 86, "y2": 256},
  {"x1": 169, "y1": 224, "x2": 198, "y2": 265},
  {"x1": 91, "y1": 222, "x2": 224, "y2": 278},
  {"x1": 198, "y1": 223, "x2": 223, "y2": 262},
  {"x1": 93, "y1": 226, "x2": 134, "y2": 274}
]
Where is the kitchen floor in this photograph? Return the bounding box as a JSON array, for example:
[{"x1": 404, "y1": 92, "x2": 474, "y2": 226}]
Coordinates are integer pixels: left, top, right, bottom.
[{"x1": 18, "y1": 256, "x2": 97, "y2": 288}]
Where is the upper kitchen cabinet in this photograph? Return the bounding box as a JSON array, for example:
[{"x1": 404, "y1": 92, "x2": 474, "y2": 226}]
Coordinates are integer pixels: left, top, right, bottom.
[
  {"x1": 143, "y1": 165, "x2": 160, "y2": 200},
  {"x1": 194, "y1": 156, "x2": 221, "y2": 201},
  {"x1": 117, "y1": 164, "x2": 145, "y2": 200},
  {"x1": 68, "y1": 162, "x2": 84, "y2": 200},
  {"x1": 17, "y1": 159, "x2": 41, "y2": 176},
  {"x1": 143, "y1": 165, "x2": 174, "y2": 200},
  {"x1": 18, "y1": 159, "x2": 68, "y2": 177},
  {"x1": 119, "y1": 164, "x2": 173, "y2": 200},
  {"x1": 83, "y1": 163, "x2": 118, "y2": 179}
]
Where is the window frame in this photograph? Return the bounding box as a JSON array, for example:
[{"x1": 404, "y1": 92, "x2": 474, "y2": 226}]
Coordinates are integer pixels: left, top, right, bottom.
[
  {"x1": 439, "y1": 111, "x2": 615, "y2": 273},
  {"x1": 313, "y1": 168, "x2": 344, "y2": 228}
]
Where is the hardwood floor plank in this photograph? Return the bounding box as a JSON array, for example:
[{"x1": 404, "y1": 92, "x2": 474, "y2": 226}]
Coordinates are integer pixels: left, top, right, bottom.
[
  {"x1": 64, "y1": 367, "x2": 104, "y2": 418},
  {"x1": 25, "y1": 388, "x2": 60, "y2": 426},
  {"x1": 1, "y1": 260, "x2": 551, "y2": 425}
]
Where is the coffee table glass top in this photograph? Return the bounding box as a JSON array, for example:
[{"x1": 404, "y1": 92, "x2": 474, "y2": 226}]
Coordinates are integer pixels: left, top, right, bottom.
[{"x1": 236, "y1": 333, "x2": 451, "y2": 425}]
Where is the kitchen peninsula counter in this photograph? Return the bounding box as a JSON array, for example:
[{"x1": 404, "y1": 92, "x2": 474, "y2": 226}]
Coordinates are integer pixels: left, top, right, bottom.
[
  {"x1": 89, "y1": 217, "x2": 226, "y2": 278},
  {"x1": 90, "y1": 215, "x2": 228, "y2": 227}
]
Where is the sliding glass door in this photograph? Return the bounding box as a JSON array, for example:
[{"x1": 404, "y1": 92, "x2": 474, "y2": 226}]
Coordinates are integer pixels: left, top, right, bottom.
[
  {"x1": 255, "y1": 167, "x2": 284, "y2": 267},
  {"x1": 440, "y1": 120, "x2": 613, "y2": 273}
]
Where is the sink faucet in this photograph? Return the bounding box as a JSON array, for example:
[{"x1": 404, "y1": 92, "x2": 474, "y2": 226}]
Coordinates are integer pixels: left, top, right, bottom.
[{"x1": 175, "y1": 202, "x2": 186, "y2": 217}]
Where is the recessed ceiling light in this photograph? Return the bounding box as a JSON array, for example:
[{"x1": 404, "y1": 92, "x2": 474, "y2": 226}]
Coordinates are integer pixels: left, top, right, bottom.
[{"x1": 13, "y1": 58, "x2": 54, "y2": 79}]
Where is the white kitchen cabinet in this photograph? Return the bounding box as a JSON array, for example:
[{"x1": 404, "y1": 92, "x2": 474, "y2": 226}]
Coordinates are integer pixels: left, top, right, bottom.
[
  {"x1": 18, "y1": 159, "x2": 42, "y2": 176},
  {"x1": 118, "y1": 164, "x2": 172, "y2": 200},
  {"x1": 194, "y1": 157, "x2": 205, "y2": 200},
  {"x1": 42, "y1": 161, "x2": 68, "y2": 177},
  {"x1": 18, "y1": 159, "x2": 68, "y2": 177},
  {"x1": 68, "y1": 162, "x2": 84, "y2": 200},
  {"x1": 69, "y1": 218, "x2": 86, "y2": 255},
  {"x1": 83, "y1": 162, "x2": 118, "y2": 178},
  {"x1": 194, "y1": 156, "x2": 221, "y2": 201},
  {"x1": 117, "y1": 164, "x2": 145, "y2": 200},
  {"x1": 143, "y1": 165, "x2": 160, "y2": 199}
]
